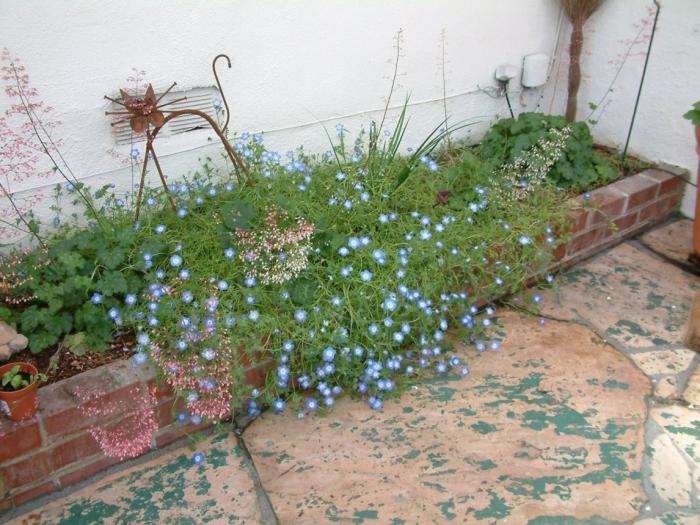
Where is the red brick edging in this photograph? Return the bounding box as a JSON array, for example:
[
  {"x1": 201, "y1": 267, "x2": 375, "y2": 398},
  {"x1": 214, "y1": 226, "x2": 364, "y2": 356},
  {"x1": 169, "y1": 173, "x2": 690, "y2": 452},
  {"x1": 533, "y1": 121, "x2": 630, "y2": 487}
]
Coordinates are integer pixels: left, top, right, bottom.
[{"x1": 0, "y1": 168, "x2": 685, "y2": 510}]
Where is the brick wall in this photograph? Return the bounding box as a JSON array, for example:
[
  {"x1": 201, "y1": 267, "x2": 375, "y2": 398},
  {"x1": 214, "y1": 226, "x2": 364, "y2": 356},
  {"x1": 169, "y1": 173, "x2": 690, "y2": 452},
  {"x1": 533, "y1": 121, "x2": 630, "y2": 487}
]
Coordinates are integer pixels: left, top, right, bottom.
[
  {"x1": 0, "y1": 358, "x2": 270, "y2": 510},
  {"x1": 0, "y1": 169, "x2": 686, "y2": 511}
]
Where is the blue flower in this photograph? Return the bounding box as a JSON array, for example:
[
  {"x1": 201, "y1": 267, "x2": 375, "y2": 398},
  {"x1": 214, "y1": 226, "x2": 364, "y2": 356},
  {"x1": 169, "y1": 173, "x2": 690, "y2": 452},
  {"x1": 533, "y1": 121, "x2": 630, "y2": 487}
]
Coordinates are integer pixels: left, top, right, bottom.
[
  {"x1": 294, "y1": 309, "x2": 308, "y2": 322},
  {"x1": 338, "y1": 246, "x2": 350, "y2": 257},
  {"x1": 519, "y1": 235, "x2": 532, "y2": 245},
  {"x1": 305, "y1": 397, "x2": 319, "y2": 411},
  {"x1": 224, "y1": 247, "x2": 235, "y2": 259},
  {"x1": 382, "y1": 298, "x2": 397, "y2": 312},
  {"x1": 331, "y1": 296, "x2": 342, "y2": 307},
  {"x1": 323, "y1": 347, "x2": 336, "y2": 362},
  {"x1": 192, "y1": 452, "x2": 205, "y2": 465},
  {"x1": 202, "y1": 348, "x2": 216, "y2": 360},
  {"x1": 348, "y1": 237, "x2": 360, "y2": 250},
  {"x1": 360, "y1": 270, "x2": 372, "y2": 282},
  {"x1": 217, "y1": 280, "x2": 229, "y2": 291},
  {"x1": 169, "y1": 255, "x2": 183, "y2": 267},
  {"x1": 340, "y1": 265, "x2": 353, "y2": 277},
  {"x1": 155, "y1": 224, "x2": 167, "y2": 234},
  {"x1": 244, "y1": 276, "x2": 256, "y2": 287},
  {"x1": 179, "y1": 269, "x2": 190, "y2": 280},
  {"x1": 368, "y1": 323, "x2": 378, "y2": 335},
  {"x1": 133, "y1": 352, "x2": 147, "y2": 366},
  {"x1": 273, "y1": 399, "x2": 286, "y2": 413},
  {"x1": 249, "y1": 310, "x2": 260, "y2": 322},
  {"x1": 91, "y1": 293, "x2": 102, "y2": 305}
]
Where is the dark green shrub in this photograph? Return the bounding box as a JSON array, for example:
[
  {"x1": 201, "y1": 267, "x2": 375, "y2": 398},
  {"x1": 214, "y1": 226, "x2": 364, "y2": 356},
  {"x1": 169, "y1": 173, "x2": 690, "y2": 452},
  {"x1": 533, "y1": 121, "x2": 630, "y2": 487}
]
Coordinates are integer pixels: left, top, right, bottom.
[{"x1": 479, "y1": 112, "x2": 617, "y2": 191}]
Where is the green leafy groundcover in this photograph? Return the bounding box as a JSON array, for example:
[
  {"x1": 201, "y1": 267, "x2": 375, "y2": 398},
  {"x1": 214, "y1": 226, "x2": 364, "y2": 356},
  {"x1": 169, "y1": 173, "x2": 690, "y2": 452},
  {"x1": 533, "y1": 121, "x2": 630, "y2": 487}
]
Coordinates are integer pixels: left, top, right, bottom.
[
  {"x1": 480, "y1": 112, "x2": 617, "y2": 191},
  {"x1": 1, "y1": 122, "x2": 573, "y2": 420}
]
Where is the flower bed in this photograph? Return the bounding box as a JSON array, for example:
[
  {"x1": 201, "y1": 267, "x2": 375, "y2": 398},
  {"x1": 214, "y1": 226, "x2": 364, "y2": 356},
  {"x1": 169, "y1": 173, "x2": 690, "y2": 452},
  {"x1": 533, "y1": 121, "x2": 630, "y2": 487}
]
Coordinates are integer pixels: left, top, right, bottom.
[{"x1": 0, "y1": 167, "x2": 684, "y2": 510}]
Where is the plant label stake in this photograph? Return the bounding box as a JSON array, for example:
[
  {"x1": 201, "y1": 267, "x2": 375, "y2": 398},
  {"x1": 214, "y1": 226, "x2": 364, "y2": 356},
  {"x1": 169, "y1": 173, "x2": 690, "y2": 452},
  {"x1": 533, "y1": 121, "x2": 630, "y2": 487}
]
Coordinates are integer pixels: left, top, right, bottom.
[{"x1": 105, "y1": 54, "x2": 252, "y2": 221}]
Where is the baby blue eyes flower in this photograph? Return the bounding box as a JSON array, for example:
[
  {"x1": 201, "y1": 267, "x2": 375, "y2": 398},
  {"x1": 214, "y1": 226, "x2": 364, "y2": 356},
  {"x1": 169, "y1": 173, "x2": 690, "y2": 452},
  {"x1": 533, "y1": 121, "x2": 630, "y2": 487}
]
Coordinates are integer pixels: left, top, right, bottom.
[
  {"x1": 244, "y1": 276, "x2": 256, "y2": 287},
  {"x1": 393, "y1": 332, "x2": 404, "y2": 343},
  {"x1": 338, "y1": 246, "x2": 350, "y2": 257},
  {"x1": 323, "y1": 347, "x2": 336, "y2": 362},
  {"x1": 249, "y1": 310, "x2": 260, "y2": 322},
  {"x1": 224, "y1": 248, "x2": 235, "y2": 259},
  {"x1": 129, "y1": 148, "x2": 140, "y2": 158},
  {"x1": 379, "y1": 214, "x2": 388, "y2": 224},
  {"x1": 283, "y1": 340, "x2": 295, "y2": 352},
  {"x1": 519, "y1": 235, "x2": 532, "y2": 245},
  {"x1": 305, "y1": 397, "x2": 319, "y2": 411},
  {"x1": 294, "y1": 309, "x2": 308, "y2": 322},
  {"x1": 176, "y1": 339, "x2": 187, "y2": 351},
  {"x1": 460, "y1": 366, "x2": 470, "y2": 376},
  {"x1": 212, "y1": 98, "x2": 222, "y2": 108},
  {"x1": 169, "y1": 255, "x2": 183, "y2": 267},
  {"x1": 360, "y1": 270, "x2": 372, "y2": 282},
  {"x1": 331, "y1": 296, "x2": 342, "y2": 307},
  {"x1": 382, "y1": 298, "x2": 397, "y2": 312},
  {"x1": 179, "y1": 269, "x2": 190, "y2": 280},
  {"x1": 177, "y1": 207, "x2": 188, "y2": 218},
  {"x1": 336, "y1": 172, "x2": 346, "y2": 181},
  {"x1": 192, "y1": 452, "x2": 205, "y2": 465},
  {"x1": 202, "y1": 348, "x2": 216, "y2": 360},
  {"x1": 137, "y1": 333, "x2": 150, "y2": 346},
  {"x1": 155, "y1": 224, "x2": 166, "y2": 234},
  {"x1": 340, "y1": 265, "x2": 353, "y2": 277},
  {"x1": 108, "y1": 307, "x2": 119, "y2": 319},
  {"x1": 273, "y1": 399, "x2": 286, "y2": 413},
  {"x1": 246, "y1": 295, "x2": 255, "y2": 304},
  {"x1": 343, "y1": 200, "x2": 352, "y2": 209},
  {"x1": 91, "y1": 293, "x2": 102, "y2": 304},
  {"x1": 419, "y1": 230, "x2": 432, "y2": 241},
  {"x1": 372, "y1": 249, "x2": 386, "y2": 264},
  {"x1": 533, "y1": 294, "x2": 542, "y2": 304},
  {"x1": 383, "y1": 317, "x2": 393, "y2": 327},
  {"x1": 182, "y1": 291, "x2": 193, "y2": 303},
  {"x1": 217, "y1": 280, "x2": 229, "y2": 291},
  {"x1": 348, "y1": 237, "x2": 360, "y2": 249},
  {"x1": 133, "y1": 351, "x2": 147, "y2": 366},
  {"x1": 368, "y1": 323, "x2": 379, "y2": 335}
]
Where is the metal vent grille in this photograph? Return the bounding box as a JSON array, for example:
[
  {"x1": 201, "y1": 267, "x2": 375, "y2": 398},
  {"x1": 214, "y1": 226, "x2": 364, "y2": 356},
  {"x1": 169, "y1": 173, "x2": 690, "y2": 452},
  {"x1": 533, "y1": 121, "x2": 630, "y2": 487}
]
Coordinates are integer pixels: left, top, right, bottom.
[{"x1": 108, "y1": 86, "x2": 220, "y2": 145}]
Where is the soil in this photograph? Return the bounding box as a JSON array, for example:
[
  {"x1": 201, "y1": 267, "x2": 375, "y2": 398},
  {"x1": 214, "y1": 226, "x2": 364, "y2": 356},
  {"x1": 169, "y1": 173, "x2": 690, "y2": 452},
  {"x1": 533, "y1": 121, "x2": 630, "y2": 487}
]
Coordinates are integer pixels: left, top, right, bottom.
[{"x1": 7, "y1": 332, "x2": 134, "y2": 388}]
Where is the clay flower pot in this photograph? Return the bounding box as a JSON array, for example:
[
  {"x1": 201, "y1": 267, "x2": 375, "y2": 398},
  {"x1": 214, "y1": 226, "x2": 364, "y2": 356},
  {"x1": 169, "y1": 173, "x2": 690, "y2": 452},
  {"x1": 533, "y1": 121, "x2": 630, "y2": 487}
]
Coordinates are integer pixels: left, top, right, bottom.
[{"x1": 0, "y1": 362, "x2": 39, "y2": 421}]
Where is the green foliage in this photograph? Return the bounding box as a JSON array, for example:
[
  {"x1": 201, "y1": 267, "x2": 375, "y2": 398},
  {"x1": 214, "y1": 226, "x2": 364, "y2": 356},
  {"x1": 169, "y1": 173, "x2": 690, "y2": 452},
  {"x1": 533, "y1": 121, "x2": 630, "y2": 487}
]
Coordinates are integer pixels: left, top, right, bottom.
[
  {"x1": 1, "y1": 222, "x2": 145, "y2": 354},
  {"x1": 480, "y1": 112, "x2": 617, "y2": 191},
  {"x1": 683, "y1": 101, "x2": 700, "y2": 126}
]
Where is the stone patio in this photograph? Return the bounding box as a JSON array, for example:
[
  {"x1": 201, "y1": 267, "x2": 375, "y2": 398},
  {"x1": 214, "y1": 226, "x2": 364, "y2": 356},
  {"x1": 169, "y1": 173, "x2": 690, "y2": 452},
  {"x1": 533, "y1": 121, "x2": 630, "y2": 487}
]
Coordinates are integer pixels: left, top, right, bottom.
[{"x1": 3, "y1": 218, "x2": 699, "y2": 525}]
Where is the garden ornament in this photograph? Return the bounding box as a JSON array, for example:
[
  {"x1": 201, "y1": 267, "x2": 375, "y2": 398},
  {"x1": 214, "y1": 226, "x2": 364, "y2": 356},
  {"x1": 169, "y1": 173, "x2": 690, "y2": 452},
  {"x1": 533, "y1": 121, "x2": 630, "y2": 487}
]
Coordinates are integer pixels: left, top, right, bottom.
[
  {"x1": 0, "y1": 320, "x2": 28, "y2": 361},
  {"x1": 105, "y1": 54, "x2": 251, "y2": 221}
]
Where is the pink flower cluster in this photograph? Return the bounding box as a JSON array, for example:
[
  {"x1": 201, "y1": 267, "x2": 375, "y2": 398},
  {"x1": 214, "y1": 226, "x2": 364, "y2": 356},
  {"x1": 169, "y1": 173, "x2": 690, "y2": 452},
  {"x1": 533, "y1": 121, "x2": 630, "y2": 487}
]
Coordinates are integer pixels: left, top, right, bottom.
[
  {"x1": 235, "y1": 208, "x2": 314, "y2": 284},
  {"x1": 0, "y1": 245, "x2": 48, "y2": 305},
  {"x1": 75, "y1": 383, "x2": 158, "y2": 460}
]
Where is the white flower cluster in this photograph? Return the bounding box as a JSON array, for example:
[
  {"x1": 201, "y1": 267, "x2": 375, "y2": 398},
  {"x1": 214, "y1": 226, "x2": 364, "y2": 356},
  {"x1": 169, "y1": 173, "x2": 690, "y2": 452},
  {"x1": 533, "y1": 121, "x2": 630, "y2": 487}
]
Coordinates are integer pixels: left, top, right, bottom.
[{"x1": 496, "y1": 125, "x2": 572, "y2": 201}]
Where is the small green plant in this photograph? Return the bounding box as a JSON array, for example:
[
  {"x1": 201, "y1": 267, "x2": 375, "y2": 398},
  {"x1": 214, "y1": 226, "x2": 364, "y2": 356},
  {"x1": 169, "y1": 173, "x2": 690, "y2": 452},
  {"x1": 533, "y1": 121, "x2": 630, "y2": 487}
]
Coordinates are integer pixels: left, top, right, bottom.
[
  {"x1": 1, "y1": 365, "x2": 46, "y2": 391},
  {"x1": 683, "y1": 101, "x2": 700, "y2": 126},
  {"x1": 479, "y1": 112, "x2": 617, "y2": 192}
]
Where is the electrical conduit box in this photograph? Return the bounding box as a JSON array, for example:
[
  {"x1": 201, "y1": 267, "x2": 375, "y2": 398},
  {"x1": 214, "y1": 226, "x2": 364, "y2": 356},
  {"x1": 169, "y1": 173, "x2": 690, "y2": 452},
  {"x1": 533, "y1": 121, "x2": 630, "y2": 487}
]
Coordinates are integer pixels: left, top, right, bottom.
[{"x1": 522, "y1": 53, "x2": 549, "y2": 88}]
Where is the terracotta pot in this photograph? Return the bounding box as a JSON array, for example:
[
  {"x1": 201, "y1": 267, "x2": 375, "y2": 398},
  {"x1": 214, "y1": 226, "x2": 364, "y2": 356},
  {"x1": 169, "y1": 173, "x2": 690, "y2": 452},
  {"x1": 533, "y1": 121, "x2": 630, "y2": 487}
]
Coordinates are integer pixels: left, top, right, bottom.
[{"x1": 0, "y1": 362, "x2": 39, "y2": 421}]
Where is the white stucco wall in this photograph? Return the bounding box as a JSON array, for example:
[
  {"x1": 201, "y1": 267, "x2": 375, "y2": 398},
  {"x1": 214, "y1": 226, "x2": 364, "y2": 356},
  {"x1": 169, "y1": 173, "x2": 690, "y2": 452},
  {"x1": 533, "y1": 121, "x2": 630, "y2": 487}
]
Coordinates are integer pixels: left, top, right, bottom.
[
  {"x1": 572, "y1": 0, "x2": 699, "y2": 217},
  {"x1": 0, "y1": 0, "x2": 566, "y2": 241},
  {"x1": 3, "y1": 0, "x2": 696, "y2": 244}
]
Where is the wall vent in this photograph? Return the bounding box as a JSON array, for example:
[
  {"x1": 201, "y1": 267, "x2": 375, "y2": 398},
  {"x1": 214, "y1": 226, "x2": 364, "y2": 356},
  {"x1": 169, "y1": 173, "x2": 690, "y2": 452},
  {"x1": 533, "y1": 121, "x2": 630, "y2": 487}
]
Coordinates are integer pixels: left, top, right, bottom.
[{"x1": 108, "y1": 86, "x2": 220, "y2": 145}]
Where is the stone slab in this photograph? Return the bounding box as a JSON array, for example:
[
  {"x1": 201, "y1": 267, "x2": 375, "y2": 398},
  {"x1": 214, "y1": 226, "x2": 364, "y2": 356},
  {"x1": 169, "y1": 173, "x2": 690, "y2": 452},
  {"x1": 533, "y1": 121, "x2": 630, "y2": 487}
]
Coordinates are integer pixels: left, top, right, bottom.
[
  {"x1": 630, "y1": 349, "x2": 696, "y2": 377},
  {"x1": 544, "y1": 242, "x2": 700, "y2": 349},
  {"x1": 639, "y1": 219, "x2": 694, "y2": 268},
  {"x1": 6, "y1": 432, "x2": 262, "y2": 525},
  {"x1": 685, "y1": 365, "x2": 700, "y2": 406},
  {"x1": 245, "y1": 310, "x2": 650, "y2": 524}
]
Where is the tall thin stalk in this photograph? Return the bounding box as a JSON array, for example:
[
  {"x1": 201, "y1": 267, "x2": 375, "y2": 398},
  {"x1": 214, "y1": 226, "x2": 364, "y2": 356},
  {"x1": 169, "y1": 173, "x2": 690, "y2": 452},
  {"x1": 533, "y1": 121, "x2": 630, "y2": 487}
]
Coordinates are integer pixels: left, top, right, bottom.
[{"x1": 560, "y1": 0, "x2": 605, "y2": 122}]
